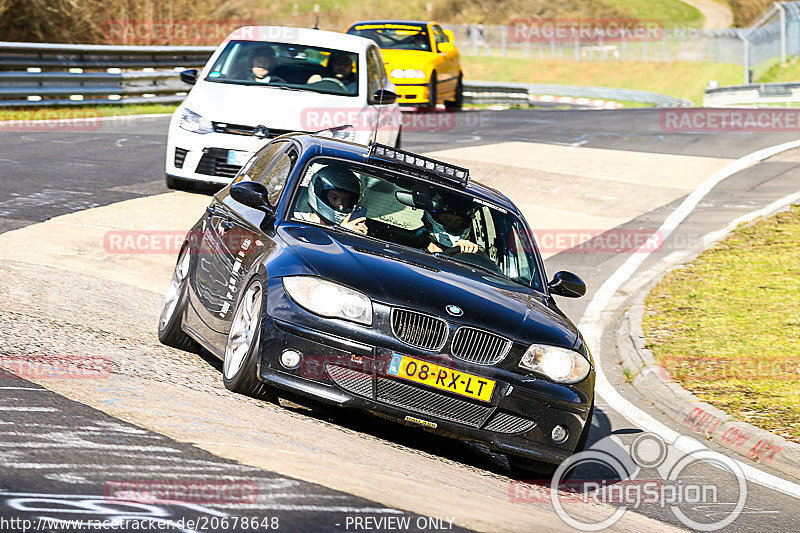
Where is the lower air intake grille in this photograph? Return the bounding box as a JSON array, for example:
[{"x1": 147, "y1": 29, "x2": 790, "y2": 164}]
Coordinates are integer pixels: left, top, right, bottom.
[
  {"x1": 484, "y1": 411, "x2": 536, "y2": 434},
  {"x1": 326, "y1": 364, "x2": 373, "y2": 398},
  {"x1": 195, "y1": 148, "x2": 241, "y2": 178},
  {"x1": 174, "y1": 147, "x2": 188, "y2": 168},
  {"x1": 451, "y1": 327, "x2": 512, "y2": 365},
  {"x1": 391, "y1": 309, "x2": 448, "y2": 351},
  {"x1": 376, "y1": 377, "x2": 491, "y2": 427}
]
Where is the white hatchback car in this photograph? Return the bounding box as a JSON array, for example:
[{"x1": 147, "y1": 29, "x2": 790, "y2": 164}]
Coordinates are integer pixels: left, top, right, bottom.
[{"x1": 165, "y1": 26, "x2": 401, "y2": 188}]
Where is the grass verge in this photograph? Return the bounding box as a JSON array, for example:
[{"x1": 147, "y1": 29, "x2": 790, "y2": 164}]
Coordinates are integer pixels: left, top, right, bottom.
[
  {"x1": 643, "y1": 204, "x2": 800, "y2": 443},
  {"x1": 462, "y1": 56, "x2": 744, "y2": 105}
]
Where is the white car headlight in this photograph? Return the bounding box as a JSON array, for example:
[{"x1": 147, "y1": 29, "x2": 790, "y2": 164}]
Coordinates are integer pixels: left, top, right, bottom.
[
  {"x1": 283, "y1": 276, "x2": 372, "y2": 325},
  {"x1": 390, "y1": 69, "x2": 406, "y2": 78},
  {"x1": 179, "y1": 108, "x2": 214, "y2": 134},
  {"x1": 519, "y1": 344, "x2": 591, "y2": 384},
  {"x1": 404, "y1": 69, "x2": 425, "y2": 79}
]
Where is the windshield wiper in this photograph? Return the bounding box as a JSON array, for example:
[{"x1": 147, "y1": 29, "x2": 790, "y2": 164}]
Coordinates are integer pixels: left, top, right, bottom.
[{"x1": 432, "y1": 252, "x2": 510, "y2": 280}]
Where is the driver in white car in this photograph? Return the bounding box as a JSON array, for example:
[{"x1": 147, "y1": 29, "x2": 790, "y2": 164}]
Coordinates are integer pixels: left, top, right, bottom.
[{"x1": 307, "y1": 52, "x2": 357, "y2": 92}]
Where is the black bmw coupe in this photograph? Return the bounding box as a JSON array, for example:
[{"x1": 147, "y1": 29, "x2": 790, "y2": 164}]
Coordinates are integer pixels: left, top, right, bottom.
[{"x1": 158, "y1": 134, "x2": 595, "y2": 475}]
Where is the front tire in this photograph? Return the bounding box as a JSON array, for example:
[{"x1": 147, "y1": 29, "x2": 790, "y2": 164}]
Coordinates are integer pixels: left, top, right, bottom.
[
  {"x1": 424, "y1": 73, "x2": 438, "y2": 110},
  {"x1": 444, "y1": 73, "x2": 463, "y2": 110},
  {"x1": 158, "y1": 247, "x2": 199, "y2": 352},
  {"x1": 222, "y1": 279, "x2": 276, "y2": 401}
]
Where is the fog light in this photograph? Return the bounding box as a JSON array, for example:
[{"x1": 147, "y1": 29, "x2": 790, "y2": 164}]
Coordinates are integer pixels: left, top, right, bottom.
[
  {"x1": 551, "y1": 425, "x2": 569, "y2": 443},
  {"x1": 280, "y1": 350, "x2": 302, "y2": 369}
]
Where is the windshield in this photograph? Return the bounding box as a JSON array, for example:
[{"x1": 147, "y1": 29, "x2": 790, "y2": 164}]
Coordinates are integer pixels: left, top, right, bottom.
[
  {"x1": 288, "y1": 157, "x2": 544, "y2": 291},
  {"x1": 347, "y1": 23, "x2": 431, "y2": 51},
  {"x1": 205, "y1": 41, "x2": 359, "y2": 96}
]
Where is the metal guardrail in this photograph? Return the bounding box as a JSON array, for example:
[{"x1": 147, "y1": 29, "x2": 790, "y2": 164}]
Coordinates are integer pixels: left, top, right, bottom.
[
  {"x1": 704, "y1": 82, "x2": 800, "y2": 106},
  {"x1": 464, "y1": 81, "x2": 692, "y2": 108},
  {"x1": 0, "y1": 41, "x2": 213, "y2": 106},
  {"x1": 0, "y1": 41, "x2": 688, "y2": 108}
]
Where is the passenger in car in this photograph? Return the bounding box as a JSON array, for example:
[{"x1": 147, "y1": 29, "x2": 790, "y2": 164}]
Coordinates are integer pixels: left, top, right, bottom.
[
  {"x1": 294, "y1": 164, "x2": 368, "y2": 234},
  {"x1": 411, "y1": 194, "x2": 479, "y2": 254}
]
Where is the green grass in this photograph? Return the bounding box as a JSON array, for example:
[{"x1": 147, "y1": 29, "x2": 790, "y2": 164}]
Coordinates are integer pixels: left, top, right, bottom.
[
  {"x1": 0, "y1": 104, "x2": 177, "y2": 121},
  {"x1": 758, "y1": 58, "x2": 800, "y2": 83},
  {"x1": 611, "y1": 0, "x2": 704, "y2": 28},
  {"x1": 643, "y1": 205, "x2": 800, "y2": 443},
  {"x1": 462, "y1": 56, "x2": 743, "y2": 105}
]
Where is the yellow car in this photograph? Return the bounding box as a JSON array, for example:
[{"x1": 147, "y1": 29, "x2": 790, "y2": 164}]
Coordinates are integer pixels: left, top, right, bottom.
[{"x1": 346, "y1": 20, "x2": 463, "y2": 109}]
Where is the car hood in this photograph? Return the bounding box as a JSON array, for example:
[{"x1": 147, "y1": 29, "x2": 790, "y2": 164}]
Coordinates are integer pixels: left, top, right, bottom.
[
  {"x1": 277, "y1": 224, "x2": 578, "y2": 348},
  {"x1": 184, "y1": 81, "x2": 364, "y2": 129},
  {"x1": 380, "y1": 49, "x2": 438, "y2": 71}
]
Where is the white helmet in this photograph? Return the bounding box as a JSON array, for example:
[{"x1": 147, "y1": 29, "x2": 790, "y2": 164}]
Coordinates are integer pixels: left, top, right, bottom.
[{"x1": 307, "y1": 164, "x2": 362, "y2": 225}]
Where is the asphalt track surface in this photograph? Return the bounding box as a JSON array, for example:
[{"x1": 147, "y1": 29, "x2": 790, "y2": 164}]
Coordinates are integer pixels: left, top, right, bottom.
[{"x1": 1, "y1": 108, "x2": 800, "y2": 532}]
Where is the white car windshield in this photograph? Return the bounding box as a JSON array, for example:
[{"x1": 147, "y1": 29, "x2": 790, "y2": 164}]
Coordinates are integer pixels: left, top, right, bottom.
[{"x1": 205, "y1": 41, "x2": 359, "y2": 96}]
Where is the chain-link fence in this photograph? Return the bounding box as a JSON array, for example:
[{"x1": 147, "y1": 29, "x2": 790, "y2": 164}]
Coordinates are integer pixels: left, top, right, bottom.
[{"x1": 442, "y1": 2, "x2": 800, "y2": 83}]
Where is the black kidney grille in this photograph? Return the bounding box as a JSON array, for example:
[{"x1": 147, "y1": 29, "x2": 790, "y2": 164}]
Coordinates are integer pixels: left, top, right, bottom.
[
  {"x1": 376, "y1": 377, "x2": 491, "y2": 427},
  {"x1": 484, "y1": 411, "x2": 536, "y2": 434},
  {"x1": 326, "y1": 364, "x2": 373, "y2": 398},
  {"x1": 451, "y1": 327, "x2": 512, "y2": 365},
  {"x1": 391, "y1": 309, "x2": 448, "y2": 351}
]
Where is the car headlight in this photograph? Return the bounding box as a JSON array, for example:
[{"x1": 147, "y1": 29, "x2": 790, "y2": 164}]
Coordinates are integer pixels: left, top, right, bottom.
[
  {"x1": 390, "y1": 69, "x2": 425, "y2": 79},
  {"x1": 179, "y1": 108, "x2": 214, "y2": 134},
  {"x1": 283, "y1": 276, "x2": 372, "y2": 325},
  {"x1": 519, "y1": 344, "x2": 591, "y2": 384}
]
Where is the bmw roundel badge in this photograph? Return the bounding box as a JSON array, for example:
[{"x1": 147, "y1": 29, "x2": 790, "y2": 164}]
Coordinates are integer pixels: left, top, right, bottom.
[{"x1": 446, "y1": 305, "x2": 463, "y2": 317}]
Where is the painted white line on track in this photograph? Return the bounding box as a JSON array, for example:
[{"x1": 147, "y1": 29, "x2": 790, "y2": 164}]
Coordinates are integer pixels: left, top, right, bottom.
[
  {"x1": 0, "y1": 387, "x2": 44, "y2": 390},
  {"x1": 0, "y1": 406, "x2": 57, "y2": 412},
  {"x1": 579, "y1": 138, "x2": 800, "y2": 499}
]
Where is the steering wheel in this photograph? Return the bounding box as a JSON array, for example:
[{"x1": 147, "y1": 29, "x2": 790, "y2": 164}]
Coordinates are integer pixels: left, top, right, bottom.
[{"x1": 311, "y1": 77, "x2": 347, "y2": 90}]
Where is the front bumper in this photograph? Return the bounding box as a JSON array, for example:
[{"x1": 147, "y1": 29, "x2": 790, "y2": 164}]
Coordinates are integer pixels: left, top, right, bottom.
[
  {"x1": 390, "y1": 81, "x2": 432, "y2": 105},
  {"x1": 165, "y1": 127, "x2": 270, "y2": 185},
  {"x1": 257, "y1": 281, "x2": 593, "y2": 465}
]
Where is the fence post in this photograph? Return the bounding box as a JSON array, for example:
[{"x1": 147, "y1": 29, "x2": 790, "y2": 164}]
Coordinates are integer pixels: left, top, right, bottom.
[
  {"x1": 621, "y1": 29, "x2": 626, "y2": 60},
  {"x1": 501, "y1": 25, "x2": 507, "y2": 57},
  {"x1": 776, "y1": 1, "x2": 787, "y2": 63},
  {"x1": 574, "y1": 33, "x2": 580, "y2": 61},
  {"x1": 742, "y1": 33, "x2": 751, "y2": 83}
]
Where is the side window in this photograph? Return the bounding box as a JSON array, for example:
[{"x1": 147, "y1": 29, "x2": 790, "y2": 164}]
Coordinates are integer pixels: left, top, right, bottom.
[
  {"x1": 260, "y1": 149, "x2": 297, "y2": 205},
  {"x1": 233, "y1": 141, "x2": 287, "y2": 184},
  {"x1": 366, "y1": 47, "x2": 385, "y2": 98},
  {"x1": 432, "y1": 25, "x2": 448, "y2": 44}
]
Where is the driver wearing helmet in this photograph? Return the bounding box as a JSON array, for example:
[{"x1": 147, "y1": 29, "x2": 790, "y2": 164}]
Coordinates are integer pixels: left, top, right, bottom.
[
  {"x1": 418, "y1": 193, "x2": 479, "y2": 254},
  {"x1": 296, "y1": 164, "x2": 367, "y2": 235}
]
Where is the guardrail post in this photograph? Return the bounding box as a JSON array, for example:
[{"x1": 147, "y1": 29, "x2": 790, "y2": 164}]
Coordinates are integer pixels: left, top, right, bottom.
[
  {"x1": 574, "y1": 34, "x2": 580, "y2": 61},
  {"x1": 742, "y1": 33, "x2": 752, "y2": 83},
  {"x1": 776, "y1": 1, "x2": 787, "y2": 63},
  {"x1": 501, "y1": 25, "x2": 507, "y2": 57}
]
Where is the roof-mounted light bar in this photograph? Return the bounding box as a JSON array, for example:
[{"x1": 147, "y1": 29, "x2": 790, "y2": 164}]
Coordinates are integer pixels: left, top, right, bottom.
[{"x1": 367, "y1": 143, "x2": 470, "y2": 187}]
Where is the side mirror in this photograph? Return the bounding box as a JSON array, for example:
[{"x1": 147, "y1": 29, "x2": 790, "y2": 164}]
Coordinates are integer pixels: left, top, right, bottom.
[
  {"x1": 548, "y1": 271, "x2": 586, "y2": 298},
  {"x1": 180, "y1": 68, "x2": 199, "y2": 85},
  {"x1": 230, "y1": 181, "x2": 273, "y2": 213},
  {"x1": 437, "y1": 41, "x2": 456, "y2": 54},
  {"x1": 371, "y1": 88, "x2": 397, "y2": 105},
  {"x1": 444, "y1": 29, "x2": 455, "y2": 42}
]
